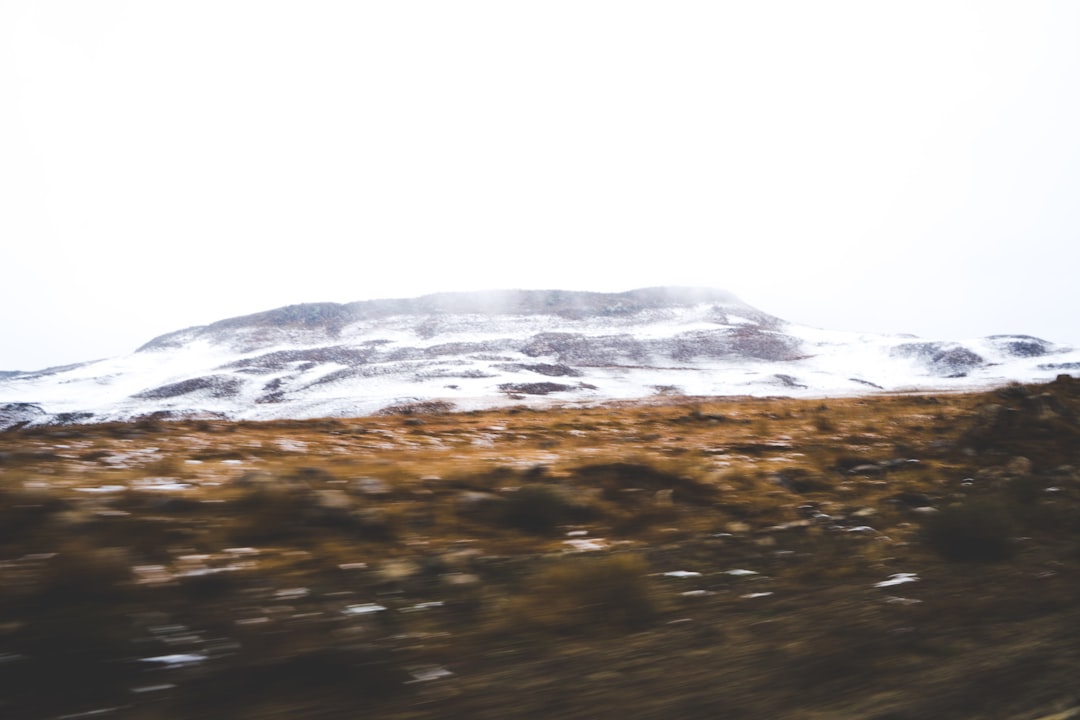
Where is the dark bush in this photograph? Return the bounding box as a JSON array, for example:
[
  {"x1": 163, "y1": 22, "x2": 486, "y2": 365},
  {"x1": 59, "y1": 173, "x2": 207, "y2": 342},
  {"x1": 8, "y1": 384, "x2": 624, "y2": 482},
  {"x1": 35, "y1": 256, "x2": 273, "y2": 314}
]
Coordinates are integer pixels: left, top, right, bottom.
[
  {"x1": 501, "y1": 485, "x2": 573, "y2": 534},
  {"x1": 572, "y1": 462, "x2": 715, "y2": 504},
  {"x1": 3, "y1": 549, "x2": 140, "y2": 717},
  {"x1": 923, "y1": 499, "x2": 1015, "y2": 562},
  {"x1": 514, "y1": 554, "x2": 658, "y2": 632},
  {"x1": 0, "y1": 489, "x2": 68, "y2": 543},
  {"x1": 230, "y1": 482, "x2": 310, "y2": 542},
  {"x1": 178, "y1": 644, "x2": 409, "y2": 712}
]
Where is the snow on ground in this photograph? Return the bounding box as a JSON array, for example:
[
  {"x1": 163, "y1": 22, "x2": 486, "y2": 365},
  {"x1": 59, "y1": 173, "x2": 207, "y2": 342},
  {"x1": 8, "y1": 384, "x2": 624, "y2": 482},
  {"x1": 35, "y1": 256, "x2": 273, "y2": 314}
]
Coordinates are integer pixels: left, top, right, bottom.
[{"x1": 3, "y1": 302, "x2": 1079, "y2": 426}]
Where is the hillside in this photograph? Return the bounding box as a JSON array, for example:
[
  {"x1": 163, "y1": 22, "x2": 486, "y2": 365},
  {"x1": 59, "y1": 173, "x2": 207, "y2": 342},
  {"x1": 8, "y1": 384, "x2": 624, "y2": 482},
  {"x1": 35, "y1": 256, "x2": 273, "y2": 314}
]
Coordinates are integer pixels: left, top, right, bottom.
[
  {"x1": 2, "y1": 288, "x2": 1078, "y2": 428},
  {"x1": 2, "y1": 378, "x2": 1079, "y2": 718}
]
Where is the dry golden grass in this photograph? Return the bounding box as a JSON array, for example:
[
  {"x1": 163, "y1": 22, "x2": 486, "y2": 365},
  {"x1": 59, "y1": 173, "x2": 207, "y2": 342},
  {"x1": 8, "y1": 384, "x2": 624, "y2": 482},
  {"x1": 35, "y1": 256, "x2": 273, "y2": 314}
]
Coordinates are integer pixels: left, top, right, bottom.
[{"x1": 1, "y1": 378, "x2": 1079, "y2": 718}]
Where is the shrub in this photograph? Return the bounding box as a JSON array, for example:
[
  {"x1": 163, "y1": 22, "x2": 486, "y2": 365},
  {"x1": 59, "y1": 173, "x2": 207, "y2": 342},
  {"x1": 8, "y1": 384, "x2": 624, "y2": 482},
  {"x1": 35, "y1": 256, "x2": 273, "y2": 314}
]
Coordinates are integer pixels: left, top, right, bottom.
[
  {"x1": 501, "y1": 485, "x2": 574, "y2": 534},
  {"x1": 178, "y1": 644, "x2": 410, "y2": 713},
  {"x1": 0, "y1": 489, "x2": 67, "y2": 544},
  {"x1": 922, "y1": 499, "x2": 1015, "y2": 562},
  {"x1": 512, "y1": 554, "x2": 657, "y2": 632},
  {"x1": 3, "y1": 548, "x2": 140, "y2": 716},
  {"x1": 231, "y1": 482, "x2": 311, "y2": 542},
  {"x1": 572, "y1": 462, "x2": 715, "y2": 505}
]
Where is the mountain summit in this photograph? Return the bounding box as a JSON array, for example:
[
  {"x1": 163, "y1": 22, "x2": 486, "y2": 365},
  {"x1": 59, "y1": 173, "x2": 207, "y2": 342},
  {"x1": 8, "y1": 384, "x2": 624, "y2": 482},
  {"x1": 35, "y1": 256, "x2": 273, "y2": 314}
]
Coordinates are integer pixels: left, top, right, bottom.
[
  {"x1": 137, "y1": 288, "x2": 772, "y2": 352},
  {"x1": 1, "y1": 288, "x2": 1076, "y2": 428}
]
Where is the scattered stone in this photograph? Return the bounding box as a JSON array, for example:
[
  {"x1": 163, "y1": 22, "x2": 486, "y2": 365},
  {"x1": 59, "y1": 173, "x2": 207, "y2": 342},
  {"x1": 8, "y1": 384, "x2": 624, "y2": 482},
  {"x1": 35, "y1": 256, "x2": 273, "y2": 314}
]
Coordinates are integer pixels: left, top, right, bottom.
[
  {"x1": 378, "y1": 560, "x2": 420, "y2": 583},
  {"x1": 441, "y1": 572, "x2": 481, "y2": 587},
  {"x1": 892, "y1": 492, "x2": 933, "y2": 508},
  {"x1": 563, "y1": 538, "x2": 608, "y2": 552},
  {"x1": 341, "y1": 603, "x2": 387, "y2": 616},
  {"x1": 407, "y1": 666, "x2": 453, "y2": 683},
  {"x1": 353, "y1": 477, "x2": 391, "y2": 496},
  {"x1": 874, "y1": 573, "x2": 919, "y2": 588},
  {"x1": 455, "y1": 491, "x2": 508, "y2": 521}
]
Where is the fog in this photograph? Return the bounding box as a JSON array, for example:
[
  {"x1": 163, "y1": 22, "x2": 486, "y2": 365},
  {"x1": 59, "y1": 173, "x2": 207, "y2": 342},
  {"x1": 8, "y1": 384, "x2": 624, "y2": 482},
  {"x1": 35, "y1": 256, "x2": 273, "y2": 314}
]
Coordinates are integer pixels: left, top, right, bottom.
[{"x1": 3, "y1": 2, "x2": 1079, "y2": 370}]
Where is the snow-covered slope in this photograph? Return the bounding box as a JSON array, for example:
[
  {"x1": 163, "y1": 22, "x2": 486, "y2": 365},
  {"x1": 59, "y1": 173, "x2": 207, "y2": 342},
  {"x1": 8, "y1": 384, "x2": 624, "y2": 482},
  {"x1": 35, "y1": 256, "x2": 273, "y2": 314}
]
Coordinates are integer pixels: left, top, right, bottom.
[{"x1": 2, "y1": 288, "x2": 1078, "y2": 428}]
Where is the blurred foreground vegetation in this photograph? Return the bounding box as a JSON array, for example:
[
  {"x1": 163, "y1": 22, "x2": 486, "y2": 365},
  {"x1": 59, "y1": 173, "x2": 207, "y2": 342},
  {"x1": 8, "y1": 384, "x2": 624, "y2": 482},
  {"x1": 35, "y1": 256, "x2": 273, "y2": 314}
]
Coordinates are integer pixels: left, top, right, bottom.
[{"x1": 2, "y1": 378, "x2": 1080, "y2": 719}]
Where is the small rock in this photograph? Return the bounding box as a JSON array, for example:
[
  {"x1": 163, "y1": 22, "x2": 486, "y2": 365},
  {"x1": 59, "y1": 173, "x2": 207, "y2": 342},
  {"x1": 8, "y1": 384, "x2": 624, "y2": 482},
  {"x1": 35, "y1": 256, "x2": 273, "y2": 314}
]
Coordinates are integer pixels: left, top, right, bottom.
[
  {"x1": 378, "y1": 559, "x2": 420, "y2": 583},
  {"x1": 441, "y1": 572, "x2": 481, "y2": 587},
  {"x1": 352, "y1": 477, "x2": 391, "y2": 496},
  {"x1": 893, "y1": 492, "x2": 932, "y2": 508},
  {"x1": 874, "y1": 573, "x2": 919, "y2": 588},
  {"x1": 455, "y1": 491, "x2": 507, "y2": 521},
  {"x1": 1006, "y1": 456, "x2": 1032, "y2": 476}
]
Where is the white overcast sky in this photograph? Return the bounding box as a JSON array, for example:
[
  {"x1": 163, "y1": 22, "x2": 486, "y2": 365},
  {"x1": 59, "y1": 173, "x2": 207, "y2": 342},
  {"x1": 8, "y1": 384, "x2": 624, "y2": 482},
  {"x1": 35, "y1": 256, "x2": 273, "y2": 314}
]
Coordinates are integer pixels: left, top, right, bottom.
[{"x1": 2, "y1": 1, "x2": 1079, "y2": 371}]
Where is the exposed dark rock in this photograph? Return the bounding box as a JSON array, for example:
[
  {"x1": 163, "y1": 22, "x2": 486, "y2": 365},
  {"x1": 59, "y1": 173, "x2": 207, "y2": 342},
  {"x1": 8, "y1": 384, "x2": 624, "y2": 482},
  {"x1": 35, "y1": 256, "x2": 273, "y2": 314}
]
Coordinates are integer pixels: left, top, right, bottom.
[
  {"x1": 47, "y1": 412, "x2": 96, "y2": 424},
  {"x1": 522, "y1": 327, "x2": 803, "y2": 366},
  {"x1": 132, "y1": 409, "x2": 230, "y2": 422},
  {"x1": 306, "y1": 368, "x2": 358, "y2": 388},
  {"x1": 0, "y1": 402, "x2": 47, "y2": 431},
  {"x1": 497, "y1": 382, "x2": 577, "y2": 396},
  {"x1": 422, "y1": 340, "x2": 516, "y2": 359},
  {"x1": 892, "y1": 342, "x2": 985, "y2": 376},
  {"x1": 494, "y1": 363, "x2": 583, "y2": 377},
  {"x1": 986, "y1": 334, "x2": 1052, "y2": 358},
  {"x1": 256, "y1": 377, "x2": 287, "y2": 404},
  {"x1": 521, "y1": 332, "x2": 649, "y2": 365},
  {"x1": 932, "y1": 347, "x2": 985, "y2": 376},
  {"x1": 375, "y1": 400, "x2": 456, "y2": 416},
  {"x1": 220, "y1": 346, "x2": 372, "y2": 372},
  {"x1": 675, "y1": 327, "x2": 803, "y2": 362},
  {"x1": 132, "y1": 375, "x2": 243, "y2": 400},
  {"x1": 1040, "y1": 361, "x2": 1080, "y2": 371}
]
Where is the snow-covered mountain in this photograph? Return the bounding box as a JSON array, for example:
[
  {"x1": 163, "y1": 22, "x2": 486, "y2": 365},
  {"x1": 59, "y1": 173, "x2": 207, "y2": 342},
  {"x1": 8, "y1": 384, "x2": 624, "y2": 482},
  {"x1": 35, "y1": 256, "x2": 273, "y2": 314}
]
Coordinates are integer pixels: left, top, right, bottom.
[{"x1": 2, "y1": 287, "x2": 1078, "y2": 428}]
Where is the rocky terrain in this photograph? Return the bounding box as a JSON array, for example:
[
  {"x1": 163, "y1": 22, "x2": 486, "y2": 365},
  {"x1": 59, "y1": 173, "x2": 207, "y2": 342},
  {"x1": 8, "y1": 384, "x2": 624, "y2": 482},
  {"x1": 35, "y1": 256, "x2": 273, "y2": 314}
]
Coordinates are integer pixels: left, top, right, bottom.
[
  {"x1": 2, "y1": 288, "x2": 1078, "y2": 428},
  {"x1": 2, "y1": 377, "x2": 1080, "y2": 719}
]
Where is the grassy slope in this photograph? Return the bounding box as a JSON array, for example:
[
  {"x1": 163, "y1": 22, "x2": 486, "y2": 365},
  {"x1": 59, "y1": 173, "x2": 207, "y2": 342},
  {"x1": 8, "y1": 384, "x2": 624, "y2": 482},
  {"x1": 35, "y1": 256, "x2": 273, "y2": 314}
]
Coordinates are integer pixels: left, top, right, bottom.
[{"x1": 1, "y1": 378, "x2": 1079, "y2": 719}]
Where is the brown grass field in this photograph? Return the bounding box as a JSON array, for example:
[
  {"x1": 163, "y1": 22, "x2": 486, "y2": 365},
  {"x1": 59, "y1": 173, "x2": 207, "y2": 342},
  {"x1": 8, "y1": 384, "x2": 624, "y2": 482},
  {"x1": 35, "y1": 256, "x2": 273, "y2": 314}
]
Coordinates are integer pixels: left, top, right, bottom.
[{"x1": 2, "y1": 377, "x2": 1080, "y2": 719}]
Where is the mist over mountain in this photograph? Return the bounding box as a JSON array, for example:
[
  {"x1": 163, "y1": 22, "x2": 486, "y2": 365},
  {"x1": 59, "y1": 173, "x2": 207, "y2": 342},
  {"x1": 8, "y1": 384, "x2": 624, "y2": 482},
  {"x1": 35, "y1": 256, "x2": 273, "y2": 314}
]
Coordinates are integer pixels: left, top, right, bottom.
[{"x1": 1, "y1": 287, "x2": 1077, "y2": 429}]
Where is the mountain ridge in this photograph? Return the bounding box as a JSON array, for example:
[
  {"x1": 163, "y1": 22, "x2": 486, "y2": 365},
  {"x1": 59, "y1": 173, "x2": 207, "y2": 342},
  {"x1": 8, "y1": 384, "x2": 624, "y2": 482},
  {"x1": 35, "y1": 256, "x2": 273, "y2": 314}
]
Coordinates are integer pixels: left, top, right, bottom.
[
  {"x1": 137, "y1": 288, "x2": 765, "y2": 352},
  {"x1": 2, "y1": 287, "x2": 1077, "y2": 428}
]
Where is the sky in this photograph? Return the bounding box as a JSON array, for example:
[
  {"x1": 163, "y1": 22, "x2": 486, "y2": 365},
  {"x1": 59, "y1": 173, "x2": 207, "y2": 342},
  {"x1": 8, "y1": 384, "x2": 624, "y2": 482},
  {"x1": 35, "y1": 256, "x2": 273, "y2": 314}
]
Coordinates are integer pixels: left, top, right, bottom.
[{"x1": 2, "y1": 1, "x2": 1079, "y2": 371}]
